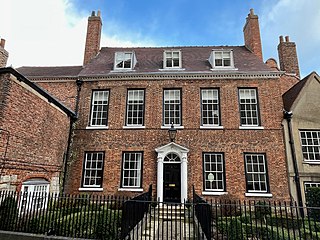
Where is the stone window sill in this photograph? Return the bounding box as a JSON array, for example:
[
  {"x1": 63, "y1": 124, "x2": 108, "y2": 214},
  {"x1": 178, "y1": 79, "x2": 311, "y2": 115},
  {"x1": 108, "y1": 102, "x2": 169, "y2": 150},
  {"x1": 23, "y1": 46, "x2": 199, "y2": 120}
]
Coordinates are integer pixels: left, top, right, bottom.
[
  {"x1": 79, "y1": 187, "x2": 103, "y2": 192},
  {"x1": 245, "y1": 193, "x2": 272, "y2": 197},
  {"x1": 202, "y1": 191, "x2": 228, "y2": 196}
]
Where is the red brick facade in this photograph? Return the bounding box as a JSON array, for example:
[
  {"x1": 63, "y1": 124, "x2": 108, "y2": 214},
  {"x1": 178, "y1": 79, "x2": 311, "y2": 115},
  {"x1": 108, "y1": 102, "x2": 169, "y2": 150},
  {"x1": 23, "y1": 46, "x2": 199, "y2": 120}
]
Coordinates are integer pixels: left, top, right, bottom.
[
  {"x1": 11, "y1": 9, "x2": 301, "y2": 202},
  {"x1": 0, "y1": 70, "x2": 73, "y2": 192},
  {"x1": 62, "y1": 74, "x2": 292, "y2": 201}
]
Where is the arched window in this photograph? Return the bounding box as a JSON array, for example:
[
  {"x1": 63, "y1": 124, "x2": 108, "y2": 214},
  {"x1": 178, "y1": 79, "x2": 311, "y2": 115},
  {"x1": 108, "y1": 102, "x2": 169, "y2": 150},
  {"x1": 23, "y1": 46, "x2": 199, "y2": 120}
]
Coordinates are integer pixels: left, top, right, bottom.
[{"x1": 164, "y1": 153, "x2": 180, "y2": 162}]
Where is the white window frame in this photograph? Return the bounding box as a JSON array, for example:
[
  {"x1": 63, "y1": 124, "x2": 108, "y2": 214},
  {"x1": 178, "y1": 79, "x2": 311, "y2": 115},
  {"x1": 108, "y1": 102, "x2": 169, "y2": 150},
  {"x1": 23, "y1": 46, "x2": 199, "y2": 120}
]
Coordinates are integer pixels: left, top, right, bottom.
[
  {"x1": 201, "y1": 89, "x2": 220, "y2": 127},
  {"x1": 89, "y1": 90, "x2": 109, "y2": 127},
  {"x1": 203, "y1": 153, "x2": 225, "y2": 192},
  {"x1": 299, "y1": 131, "x2": 320, "y2": 163},
  {"x1": 305, "y1": 182, "x2": 320, "y2": 189},
  {"x1": 121, "y1": 152, "x2": 143, "y2": 188},
  {"x1": 245, "y1": 153, "x2": 269, "y2": 193},
  {"x1": 20, "y1": 179, "x2": 50, "y2": 213},
  {"x1": 239, "y1": 88, "x2": 260, "y2": 127},
  {"x1": 163, "y1": 50, "x2": 182, "y2": 69},
  {"x1": 114, "y1": 52, "x2": 137, "y2": 70},
  {"x1": 163, "y1": 89, "x2": 182, "y2": 127},
  {"x1": 126, "y1": 89, "x2": 145, "y2": 127},
  {"x1": 82, "y1": 152, "x2": 104, "y2": 188},
  {"x1": 209, "y1": 50, "x2": 235, "y2": 69},
  {"x1": 244, "y1": 153, "x2": 269, "y2": 193}
]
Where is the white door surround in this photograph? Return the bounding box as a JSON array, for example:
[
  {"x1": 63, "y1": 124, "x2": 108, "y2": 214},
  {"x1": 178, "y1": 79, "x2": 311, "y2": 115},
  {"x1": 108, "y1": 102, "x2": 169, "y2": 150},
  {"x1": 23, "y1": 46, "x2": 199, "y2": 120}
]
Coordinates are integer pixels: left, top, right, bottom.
[{"x1": 155, "y1": 142, "x2": 189, "y2": 203}]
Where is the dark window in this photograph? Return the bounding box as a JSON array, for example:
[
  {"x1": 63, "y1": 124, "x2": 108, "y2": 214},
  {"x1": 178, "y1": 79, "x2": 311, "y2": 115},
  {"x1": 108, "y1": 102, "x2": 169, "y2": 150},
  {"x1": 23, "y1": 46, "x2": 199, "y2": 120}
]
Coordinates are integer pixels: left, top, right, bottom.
[
  {"x1": 203, "y1": 153, "x2": 225, "y2": 191},
  {"x1": 126, "y1": 89, "x2": 145, "y2": 126},
  {"x1": 164, "y1": 51, "x2": 181, "y2": 68},
  {"x1": 244, "y1": 153, "x2": 269, "y2": 193},
  {"x1": 90, "y1": 90, "x2": 109, "y2": 126},
  {"x1": 121, "y1": 152, "x2": 143, "y2": 188},
  {"x1": 163, "y1": 89, "x2": 181, "y2": 126},
  {"x1": 82, "y1": 152, "x2": 104, "y2": 188},
  {"x1": 239, "y1": 88, "x2": 260, "y2": 126},
  {"x1": 300, "y1": 130, "x2": 320, "y2": 161},
  {"x1": 201, "y1": 89, "x2": 220, "y2": 126}
]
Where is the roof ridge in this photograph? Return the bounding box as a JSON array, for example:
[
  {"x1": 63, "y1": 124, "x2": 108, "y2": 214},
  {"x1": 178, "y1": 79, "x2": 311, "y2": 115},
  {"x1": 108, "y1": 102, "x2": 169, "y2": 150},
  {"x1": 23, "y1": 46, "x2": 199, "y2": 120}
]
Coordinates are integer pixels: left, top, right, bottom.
[{"x1": 101, "y1": 45, "x2": 244, "y2": 50}]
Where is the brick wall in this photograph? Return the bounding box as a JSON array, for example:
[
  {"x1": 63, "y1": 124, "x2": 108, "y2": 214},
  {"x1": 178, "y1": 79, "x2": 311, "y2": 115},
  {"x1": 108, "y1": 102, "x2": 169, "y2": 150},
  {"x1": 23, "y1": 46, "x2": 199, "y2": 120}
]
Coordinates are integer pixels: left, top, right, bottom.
[
  {"x1": 36, "y1": 81, "x2": 78, "y2": 111},
  {"x1": 0, "y1": 73, "x2": 71, "y2": 192},
  {"x1": 65, "y1": 75, "x2": 293, "y2": 201}
]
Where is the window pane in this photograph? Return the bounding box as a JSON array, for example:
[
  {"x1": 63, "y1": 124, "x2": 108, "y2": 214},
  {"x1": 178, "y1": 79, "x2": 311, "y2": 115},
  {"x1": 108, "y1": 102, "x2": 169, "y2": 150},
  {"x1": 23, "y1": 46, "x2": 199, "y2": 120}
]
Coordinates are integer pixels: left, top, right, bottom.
[
  {"x1": 90, "y1": 91, "x2": 109, "y2": 126},
  {"x1": 239, "y1": 89, "x2": 259, "y2": 126},
  {"x1": 203, "y1": 153, "x2": 225, "y2": 191},
  {"x1": 122, "y1": 152, "x2": 142, "y2": 188},
  {"x1": 300, "y1": 131, "x2": 320, "y2": 161},
  {"x1": 163, "y1": 89, "x2": 181, "y2": 126},
  {"x1": 126, "y1": 90, "x2": 145, "y2": 126},
  {"x1": 83, "y1": 152, "x2": 104, "y2": 187},
  {"x1": 201, "y1": 89, "x2": 220, "y2": 126},
  {"x1": 245, "y1": 154, "x2": 268, "y2": 193}
]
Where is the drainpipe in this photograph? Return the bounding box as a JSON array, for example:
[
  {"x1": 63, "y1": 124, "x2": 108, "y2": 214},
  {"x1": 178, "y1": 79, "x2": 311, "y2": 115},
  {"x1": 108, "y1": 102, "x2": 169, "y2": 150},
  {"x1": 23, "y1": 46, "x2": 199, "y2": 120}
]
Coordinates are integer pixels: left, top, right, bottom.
[
  {"x1": 61, "y1": 78, "x2": 83, "y2": 193},
  {"x1": 283, "y1": 110, "x2": 304, "y2": 217}
]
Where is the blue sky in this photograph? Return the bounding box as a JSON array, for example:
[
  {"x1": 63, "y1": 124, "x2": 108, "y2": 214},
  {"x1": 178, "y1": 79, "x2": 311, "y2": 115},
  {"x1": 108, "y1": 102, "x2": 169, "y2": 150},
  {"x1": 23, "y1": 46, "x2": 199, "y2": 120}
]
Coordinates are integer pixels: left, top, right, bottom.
[{"x1": 0, "y1": 0, "x2": 319, "y2": 78}]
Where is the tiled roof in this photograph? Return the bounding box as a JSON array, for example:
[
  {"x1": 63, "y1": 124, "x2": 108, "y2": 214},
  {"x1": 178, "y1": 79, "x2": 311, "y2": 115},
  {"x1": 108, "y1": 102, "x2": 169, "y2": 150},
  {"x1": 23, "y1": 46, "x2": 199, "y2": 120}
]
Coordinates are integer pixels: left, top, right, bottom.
[
  {"x1": 80, "y1": 46, "x2": 273, "y2": 76},
  {"x1": 16, "y1": 46, "x2": 275, "y2": 78},
  {"x1": 17, "y1": 66, "x2": 83, "y2": 77},
  {"x1": 282, "y1": 72, "x2": 317, "y2": 111}
]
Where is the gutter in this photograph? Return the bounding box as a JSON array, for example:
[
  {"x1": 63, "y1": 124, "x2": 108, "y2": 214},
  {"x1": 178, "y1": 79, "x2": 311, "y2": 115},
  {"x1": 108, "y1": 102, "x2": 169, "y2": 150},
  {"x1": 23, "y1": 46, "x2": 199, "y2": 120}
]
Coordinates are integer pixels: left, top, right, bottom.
[{"x1": 283, "y1": 110, "x2": 304, "y2": 217}]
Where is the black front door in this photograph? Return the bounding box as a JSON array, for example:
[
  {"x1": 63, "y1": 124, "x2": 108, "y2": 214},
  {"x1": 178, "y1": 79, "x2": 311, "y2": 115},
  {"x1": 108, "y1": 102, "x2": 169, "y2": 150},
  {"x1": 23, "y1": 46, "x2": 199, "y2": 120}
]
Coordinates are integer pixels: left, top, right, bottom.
[{"x1": 163, "y1": 163, "x2": 181, "y2": 203}]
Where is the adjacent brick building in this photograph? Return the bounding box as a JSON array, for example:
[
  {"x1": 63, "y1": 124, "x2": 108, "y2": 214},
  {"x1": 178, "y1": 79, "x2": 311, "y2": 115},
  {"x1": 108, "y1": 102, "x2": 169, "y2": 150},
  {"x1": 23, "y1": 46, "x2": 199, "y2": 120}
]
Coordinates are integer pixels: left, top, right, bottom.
[
  {"x1": 14, "y1": 9, "x2": 302, "y2": 202},
  {"x1": 0, "y1": 67, "x2": 76, "y2": 194}
]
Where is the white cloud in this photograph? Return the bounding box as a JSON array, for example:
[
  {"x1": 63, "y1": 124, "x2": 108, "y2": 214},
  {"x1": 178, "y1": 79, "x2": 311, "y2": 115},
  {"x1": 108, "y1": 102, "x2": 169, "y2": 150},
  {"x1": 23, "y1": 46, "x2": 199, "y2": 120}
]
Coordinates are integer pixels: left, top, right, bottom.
[
  {"x1": 0, "y1": 0, "x2": 156, "y2": 67},
  {"x1": 260, "y1": 0, "x2": 320, "y2": 77}
]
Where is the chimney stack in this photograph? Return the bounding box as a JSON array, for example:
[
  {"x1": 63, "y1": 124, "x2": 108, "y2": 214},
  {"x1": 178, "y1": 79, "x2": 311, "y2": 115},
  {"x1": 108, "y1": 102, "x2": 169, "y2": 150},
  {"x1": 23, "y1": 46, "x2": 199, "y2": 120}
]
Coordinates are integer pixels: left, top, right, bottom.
[
  {"x1": 278, "y1": 35, "x2": 300, "y2": 78},
  {"x1": 243, "y1": 9, "x2": 263, "y2": 61},
  {"x1": 0, "y1": 38, "x2": 9, "y2": 68},
  {"x1": 83, "y1": 10, "x2": 102, "y2": 65}
]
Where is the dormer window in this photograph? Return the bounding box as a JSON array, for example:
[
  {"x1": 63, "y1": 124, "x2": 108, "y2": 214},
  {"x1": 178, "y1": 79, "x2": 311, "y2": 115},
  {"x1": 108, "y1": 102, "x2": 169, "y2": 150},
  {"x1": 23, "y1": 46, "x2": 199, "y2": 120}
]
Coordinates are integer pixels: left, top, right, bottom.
[
  {"x1": 114, "y1": 52, "x2": 137, "y2": 70},
  {"x1": 163, "y1": 50, "x2": 182, "y2": 69},
  {"x1": 209, "y1": 50, "x2": 235, "y2": 69}
]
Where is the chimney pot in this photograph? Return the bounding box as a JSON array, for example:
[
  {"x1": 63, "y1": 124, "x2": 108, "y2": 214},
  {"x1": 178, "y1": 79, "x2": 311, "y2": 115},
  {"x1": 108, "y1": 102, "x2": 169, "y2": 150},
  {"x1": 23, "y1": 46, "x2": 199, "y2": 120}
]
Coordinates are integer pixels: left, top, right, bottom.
[
  {"x1": 0, "y1": 39, "x2": 5, "y2": 48},
  {"x1": 97, "y1": 10, "x2": 101, "y2": 17},
  {"x1": 285, "y1": 36, "x2": 290, "y2": 42},
  {"x1": 250, "y1": 9, "x2": 254, "y2": 15},
  {"x1": 91, "y1": 11, "x2": 95, "y2": 16},
  {"x1": 279, "y1": 36, "x2": 284, "y2": 43}
]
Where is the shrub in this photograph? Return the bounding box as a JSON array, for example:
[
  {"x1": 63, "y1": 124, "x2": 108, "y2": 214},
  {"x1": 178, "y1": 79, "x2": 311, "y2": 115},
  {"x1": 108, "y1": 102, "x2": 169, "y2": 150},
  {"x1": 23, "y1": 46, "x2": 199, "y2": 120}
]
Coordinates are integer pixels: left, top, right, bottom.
[
  {"x1": 305, "y1": 187, "x2": 320, "y2": 221},
  {"x1": 254, "y1": 201, "x2": 271, "y2": 220}
]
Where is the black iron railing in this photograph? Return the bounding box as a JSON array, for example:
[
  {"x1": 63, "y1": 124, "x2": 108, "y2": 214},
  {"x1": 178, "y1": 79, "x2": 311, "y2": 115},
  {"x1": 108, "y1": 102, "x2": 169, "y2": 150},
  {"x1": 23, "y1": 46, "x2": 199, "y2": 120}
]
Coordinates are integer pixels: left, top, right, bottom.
[
  {"x1": 0, "y1": 190, "x2": 319, "y2": 239},
  {"x1": 120, "y1": 185, "x2": 152, "y2": 239},
  {"x1": 193, "y1": 186, "x2": 212, "y2": 239}
]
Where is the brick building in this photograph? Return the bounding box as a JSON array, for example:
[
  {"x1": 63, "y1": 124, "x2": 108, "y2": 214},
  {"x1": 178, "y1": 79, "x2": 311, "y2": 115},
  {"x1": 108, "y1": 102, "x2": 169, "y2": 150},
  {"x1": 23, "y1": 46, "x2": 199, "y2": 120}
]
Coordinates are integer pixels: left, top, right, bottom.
[
  {"x1": 13, "y1": 9, "x2": 301, "y2": 202},
  {"x1": 0, "y1": 44, "x2": 76, "y2": 194}
]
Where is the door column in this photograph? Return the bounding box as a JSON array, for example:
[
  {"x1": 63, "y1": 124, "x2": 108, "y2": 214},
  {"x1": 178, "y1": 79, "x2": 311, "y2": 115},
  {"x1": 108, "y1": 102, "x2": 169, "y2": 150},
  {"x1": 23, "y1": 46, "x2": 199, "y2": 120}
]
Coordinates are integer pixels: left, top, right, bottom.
[
  {"x1": 181, "y1": 154, "x2": 188, "y2": 203},
  {"x1": 157, "y1": 156, "x2": 164, "y2": 202}
]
